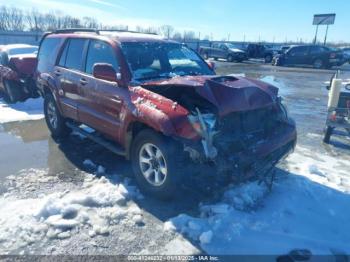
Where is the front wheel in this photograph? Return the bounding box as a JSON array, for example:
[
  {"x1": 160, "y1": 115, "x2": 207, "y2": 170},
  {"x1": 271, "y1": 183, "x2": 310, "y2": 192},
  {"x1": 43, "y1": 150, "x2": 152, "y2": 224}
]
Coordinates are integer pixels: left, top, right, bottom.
[
  {"x1": 264, "y1": 54, "x2": 272, "y2": 63},
  {"x1": 44, "y1": 93, "x2": 71, "y2": 138},
  {"x1": 131, "y1": 129, "x2": 184, "y2": 199},
  {"x1": 227, "y1": 55, "x2": 234, "y2": 62},
  {"x1": 313, "y1": 58, "x2": 324, "y2": 69}
]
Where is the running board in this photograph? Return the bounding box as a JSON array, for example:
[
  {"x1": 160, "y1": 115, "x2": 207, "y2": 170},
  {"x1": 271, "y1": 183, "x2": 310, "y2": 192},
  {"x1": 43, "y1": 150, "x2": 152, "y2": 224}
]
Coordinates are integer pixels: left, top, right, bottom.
[{"x1": 66, "y1": 122, "x2": 126, "y2": 156}]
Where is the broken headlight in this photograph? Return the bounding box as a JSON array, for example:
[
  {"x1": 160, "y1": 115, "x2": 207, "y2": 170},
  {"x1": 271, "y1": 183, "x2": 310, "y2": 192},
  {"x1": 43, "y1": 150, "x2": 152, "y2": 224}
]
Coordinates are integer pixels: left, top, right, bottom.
[{"x1": 188, "y1": 109, "x2": 218, "y2": 159}]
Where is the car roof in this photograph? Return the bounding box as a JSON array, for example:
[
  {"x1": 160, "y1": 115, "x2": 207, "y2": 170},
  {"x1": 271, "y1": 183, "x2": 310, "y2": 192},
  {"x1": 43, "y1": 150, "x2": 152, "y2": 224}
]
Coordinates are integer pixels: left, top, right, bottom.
[{"x1": 47, "y1": 30, "x2": 175, "y2": 44}]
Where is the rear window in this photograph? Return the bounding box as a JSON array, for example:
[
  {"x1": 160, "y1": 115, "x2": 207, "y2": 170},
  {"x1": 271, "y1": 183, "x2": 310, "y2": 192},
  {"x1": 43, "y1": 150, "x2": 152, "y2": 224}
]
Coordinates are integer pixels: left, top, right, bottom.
[{"x1": 37, "y1": 37, "x2": 61, "y2": 72}]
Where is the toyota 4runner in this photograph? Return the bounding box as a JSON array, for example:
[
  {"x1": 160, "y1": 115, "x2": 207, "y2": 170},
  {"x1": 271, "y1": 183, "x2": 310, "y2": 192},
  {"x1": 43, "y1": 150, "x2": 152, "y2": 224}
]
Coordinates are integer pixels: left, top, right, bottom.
[{"x1": 36, "y1": 29, "x2": 296, "y2": 198}]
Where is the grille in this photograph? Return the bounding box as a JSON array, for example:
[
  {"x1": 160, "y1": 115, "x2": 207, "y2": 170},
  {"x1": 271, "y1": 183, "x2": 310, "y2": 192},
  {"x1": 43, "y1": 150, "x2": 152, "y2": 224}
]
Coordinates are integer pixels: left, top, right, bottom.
[{"x1": 214, "y1": 106, "x2": 279, "y2": 154}]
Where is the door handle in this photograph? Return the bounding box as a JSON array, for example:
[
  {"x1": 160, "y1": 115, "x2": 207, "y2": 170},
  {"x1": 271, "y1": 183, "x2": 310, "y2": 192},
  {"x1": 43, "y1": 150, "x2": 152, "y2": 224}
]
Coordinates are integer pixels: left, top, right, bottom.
[
  {"x1": 54, "y1": 70, "x2": 61, "y2": 76},
  {"x1": 79, "y1": 78, "x2": 88, "y2": 85}
]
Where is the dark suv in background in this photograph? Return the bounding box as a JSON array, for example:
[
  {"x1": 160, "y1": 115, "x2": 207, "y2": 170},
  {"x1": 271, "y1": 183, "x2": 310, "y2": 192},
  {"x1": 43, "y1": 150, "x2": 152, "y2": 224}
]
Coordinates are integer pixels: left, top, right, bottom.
[{"x1": 273, "y1": 45, "x2": 343, "y2": 69}]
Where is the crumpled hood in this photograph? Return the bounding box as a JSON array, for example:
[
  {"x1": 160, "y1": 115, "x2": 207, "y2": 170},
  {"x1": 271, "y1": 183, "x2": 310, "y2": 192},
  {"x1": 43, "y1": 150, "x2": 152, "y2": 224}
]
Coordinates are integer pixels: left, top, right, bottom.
[{"x1": 142, "y1": 75, "x2": 279, "y2": 116}]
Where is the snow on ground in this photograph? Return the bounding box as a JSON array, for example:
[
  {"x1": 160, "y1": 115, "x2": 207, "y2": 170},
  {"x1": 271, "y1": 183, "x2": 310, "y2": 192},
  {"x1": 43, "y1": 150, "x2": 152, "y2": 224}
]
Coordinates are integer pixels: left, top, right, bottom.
[
  {"x1": 0, "y1": 98, "x2": 44, "y2": 124},
  {"x1": 165, "y1": 146, "x2": 350, "y2": 256},
  {"x1": 0, "y1": 167, "x2": 143, "y2": 254}
]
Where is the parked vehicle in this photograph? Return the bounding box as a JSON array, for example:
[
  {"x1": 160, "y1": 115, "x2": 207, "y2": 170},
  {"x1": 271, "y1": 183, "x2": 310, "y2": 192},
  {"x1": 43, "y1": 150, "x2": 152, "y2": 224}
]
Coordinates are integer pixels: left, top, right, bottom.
[
  {"x1": 272, "y1": 45, "x2": 343, "y2": 69},
  {"x1": 340, "y1": 47, "x2": 350, "y2": 64},
  {"x1": 0, "y1": 44, "x2": 38, "y2": 103},
  {"x1": 36, "y1": 29, "x2": 296, "y2": 199},
  {"x1": 199, "y1": 43, "x2": 247, "y2": 62},
  {"x1": 246, "y1": 44, "x2": 276, "y2": 63}
]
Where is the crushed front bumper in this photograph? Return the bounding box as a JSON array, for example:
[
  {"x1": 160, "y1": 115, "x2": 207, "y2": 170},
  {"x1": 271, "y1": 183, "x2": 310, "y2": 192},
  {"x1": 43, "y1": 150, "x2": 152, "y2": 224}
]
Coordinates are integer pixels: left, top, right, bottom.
[{"x1": 183, "y1": 119, "x2": 297, "y2": 181}]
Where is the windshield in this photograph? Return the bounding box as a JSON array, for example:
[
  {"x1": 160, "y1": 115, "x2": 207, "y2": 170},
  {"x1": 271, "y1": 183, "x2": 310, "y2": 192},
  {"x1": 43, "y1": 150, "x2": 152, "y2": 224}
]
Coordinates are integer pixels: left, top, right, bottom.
[
  {"x1": 121, "y1": 42, "x2": 214, "y2": 81},
  {"x1": 8, "y1": 47, "x2": 38, "y2": 56},
  {"x1": 225, "y1": 43, "x2": 242, "y2": 49}
]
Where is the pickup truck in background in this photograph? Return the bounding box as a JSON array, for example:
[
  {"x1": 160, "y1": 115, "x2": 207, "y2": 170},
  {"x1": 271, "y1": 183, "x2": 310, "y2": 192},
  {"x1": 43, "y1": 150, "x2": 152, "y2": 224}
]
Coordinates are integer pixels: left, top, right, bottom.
[
  {"x1": 199, "y1": 43, "x2": 247, "y2": 62},
  {"x1": 246, "y1": 43, "x2": 276, "y2": 63}
]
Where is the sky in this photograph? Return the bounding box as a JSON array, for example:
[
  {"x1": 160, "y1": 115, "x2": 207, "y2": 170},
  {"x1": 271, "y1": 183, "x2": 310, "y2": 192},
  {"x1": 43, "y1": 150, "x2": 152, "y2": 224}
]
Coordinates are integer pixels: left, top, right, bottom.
[{"x1": 0, "y1": 0, "x2": 349, "y2": 43}]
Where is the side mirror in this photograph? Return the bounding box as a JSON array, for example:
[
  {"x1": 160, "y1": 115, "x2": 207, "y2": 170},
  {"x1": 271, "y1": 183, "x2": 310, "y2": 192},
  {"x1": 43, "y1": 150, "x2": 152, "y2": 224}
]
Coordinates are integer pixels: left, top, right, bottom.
[
  {"x1": 93, "y1": 63, "x2": 118, "y2": 82},
  {"x1": 207, "y1": 61, "x2": 216, "y2": 70}
]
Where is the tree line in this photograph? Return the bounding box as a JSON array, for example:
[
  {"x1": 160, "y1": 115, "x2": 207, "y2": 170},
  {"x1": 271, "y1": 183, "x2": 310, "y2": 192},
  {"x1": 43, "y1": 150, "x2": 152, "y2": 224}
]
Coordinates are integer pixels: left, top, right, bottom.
[{"x1": 0, "y1": 6, "x2": 206, "y2": 41}]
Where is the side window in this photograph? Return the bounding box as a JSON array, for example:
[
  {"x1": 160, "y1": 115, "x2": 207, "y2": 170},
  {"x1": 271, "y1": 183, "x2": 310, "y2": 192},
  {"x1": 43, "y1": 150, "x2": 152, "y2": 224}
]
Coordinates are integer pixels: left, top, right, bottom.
[
  {"x1": 310, "y1": 46, "x2": 323, "y2": 55},
  {"x1": 37, "y1": 37, "x2": 61, "y2": 72},
  {"x1": 58, "y1": 40, "x2": 69, "y2": 67},
  {"x1": 85, "y1": 40, "x2": 119, "y2": 75},
  {"x1": 65, "y1": 39, "x2": 86, "y2": 71},
  {"x1": 212, "y1": 43, "x2": 219, "y2": 48},
  {"x1": 289, "y1": 46, "x2": 308, "y2": 56}
]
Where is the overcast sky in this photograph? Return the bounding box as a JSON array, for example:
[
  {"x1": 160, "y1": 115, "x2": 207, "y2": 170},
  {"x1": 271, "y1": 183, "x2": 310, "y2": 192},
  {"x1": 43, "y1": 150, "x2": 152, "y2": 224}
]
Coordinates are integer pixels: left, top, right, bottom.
[{"x1": 1, "y1": 0, "x2": 349, "y2": 43}]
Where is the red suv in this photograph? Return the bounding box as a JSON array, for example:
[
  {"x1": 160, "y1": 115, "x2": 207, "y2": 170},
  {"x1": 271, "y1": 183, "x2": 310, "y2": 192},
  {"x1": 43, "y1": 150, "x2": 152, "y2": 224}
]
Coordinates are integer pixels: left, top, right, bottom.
[{"x1": 36, "y1": 29, "x2": 296, "y2": 198}]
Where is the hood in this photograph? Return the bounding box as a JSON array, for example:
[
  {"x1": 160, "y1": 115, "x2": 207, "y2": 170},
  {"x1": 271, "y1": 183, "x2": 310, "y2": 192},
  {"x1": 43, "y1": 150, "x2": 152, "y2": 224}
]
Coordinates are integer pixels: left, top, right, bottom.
[
  {"x1": 142, "y1": 75, "x2": 279, "y2": 116},
  {"x1": 230, "y1": 48, "x2": 245, "y2": 53}
]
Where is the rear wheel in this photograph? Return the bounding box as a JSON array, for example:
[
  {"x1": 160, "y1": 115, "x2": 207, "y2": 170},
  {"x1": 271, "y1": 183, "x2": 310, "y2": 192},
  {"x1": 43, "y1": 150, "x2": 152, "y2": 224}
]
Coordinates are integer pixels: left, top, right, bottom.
[
  {"x1": 44, "y1": 93, "x2": 71, "y2": 138},
  {"x1": 313, "y1": 58, "x2": 324, "y2": 69},
  {"x1": 323, "y1": 126, "x2": 333, "y2": 144},
  {"x1": 131, "y1": 129, "x2": 185, "y2": 199}
]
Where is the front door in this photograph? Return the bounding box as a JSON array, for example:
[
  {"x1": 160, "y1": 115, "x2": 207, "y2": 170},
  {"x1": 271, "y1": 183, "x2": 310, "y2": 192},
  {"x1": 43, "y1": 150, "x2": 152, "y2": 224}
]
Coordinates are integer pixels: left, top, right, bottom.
[
  {"x1": 78, "y1": 39, "x2": 126, "y2": 142},
  {"x1": 285, "y1": 46, "x2": 309, "y2": 66}
]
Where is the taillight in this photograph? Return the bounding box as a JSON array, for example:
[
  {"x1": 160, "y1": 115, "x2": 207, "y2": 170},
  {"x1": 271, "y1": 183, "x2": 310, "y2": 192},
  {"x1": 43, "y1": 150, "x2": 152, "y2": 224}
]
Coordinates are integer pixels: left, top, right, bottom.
[{"x1": 330, "y1": 53, "x2": 336, "y2": 58}]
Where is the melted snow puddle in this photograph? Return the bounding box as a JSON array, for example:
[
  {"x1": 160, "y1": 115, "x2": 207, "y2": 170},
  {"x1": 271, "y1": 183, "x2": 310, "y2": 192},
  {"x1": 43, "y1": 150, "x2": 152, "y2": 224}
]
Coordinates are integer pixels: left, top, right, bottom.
[
  {"x1": 0, "y1": 168, "x2": 143, "y2": 254},
  {"x1": 165, "y1": 146, "x2": 350, "y2": 256},
  {"x1": 0, "y1": 98, "x2": 44, "y2": 124}
]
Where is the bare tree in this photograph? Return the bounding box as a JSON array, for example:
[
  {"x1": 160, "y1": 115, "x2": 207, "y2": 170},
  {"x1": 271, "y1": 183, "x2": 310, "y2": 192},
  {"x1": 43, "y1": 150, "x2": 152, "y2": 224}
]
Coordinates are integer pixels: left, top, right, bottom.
[
  {"x1": 160, "y1": 25, "x2": 174, "y2": 39},
  {"x1": 172, "y1": 31, "x2": 182, "y2": 41}
]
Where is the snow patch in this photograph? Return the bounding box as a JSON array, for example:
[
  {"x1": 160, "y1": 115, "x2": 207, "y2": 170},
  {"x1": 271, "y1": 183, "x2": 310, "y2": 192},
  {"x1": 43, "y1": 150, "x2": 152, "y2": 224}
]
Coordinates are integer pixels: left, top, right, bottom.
[
  {"x1": 0, "y1": 98, "x2": 44, "y2": 123},
  {"x1": 165, "y1": 146, "x2": 350, "y2": 255},
  {"x1": 0, "y1": 172, "x2": 143, "y2": 253}
]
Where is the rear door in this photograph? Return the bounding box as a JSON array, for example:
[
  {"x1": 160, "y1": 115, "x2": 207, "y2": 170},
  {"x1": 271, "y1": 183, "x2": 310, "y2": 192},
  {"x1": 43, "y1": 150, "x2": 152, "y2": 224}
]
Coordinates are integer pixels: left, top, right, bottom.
[
  {"x1": 55, "y1": 38, "x2": 88, "y2": 120},
  {"x1": 284, "y1": 46, "x2": 309, "y2": 65},
  {"x1": 308, "y1": 46, "x2": 328, "y2": 65},
  {"x1": 79, "y1": 39, "x2": 126, "y2": 142}
]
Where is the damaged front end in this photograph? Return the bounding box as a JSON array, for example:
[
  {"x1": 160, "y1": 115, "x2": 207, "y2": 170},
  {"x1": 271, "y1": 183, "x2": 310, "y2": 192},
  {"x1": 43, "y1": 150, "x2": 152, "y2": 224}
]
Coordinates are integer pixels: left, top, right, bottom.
[
  {"x1": 183, "y1": 97, "x2": 296, "y2": 184},
  {"x1": 139, "y1": 75, "x2": 297, "y2": 183}
]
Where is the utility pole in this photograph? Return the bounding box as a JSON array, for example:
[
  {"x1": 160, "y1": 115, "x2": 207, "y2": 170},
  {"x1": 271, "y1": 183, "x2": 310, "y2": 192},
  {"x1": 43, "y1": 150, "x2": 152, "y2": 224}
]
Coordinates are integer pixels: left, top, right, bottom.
[
  {"x1": 324, "y1": 24, "x2": 329, "y2": 45},
  {"x1": 313, "y1": 24, "x2": 319, "y2": 44}
]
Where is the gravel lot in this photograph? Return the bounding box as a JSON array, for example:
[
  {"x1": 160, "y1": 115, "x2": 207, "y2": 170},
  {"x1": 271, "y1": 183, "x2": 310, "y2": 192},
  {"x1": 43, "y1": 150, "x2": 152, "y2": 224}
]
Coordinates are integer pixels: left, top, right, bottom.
[{"x1": 0, "y1": 62, "x2": 350, "y2": 258}]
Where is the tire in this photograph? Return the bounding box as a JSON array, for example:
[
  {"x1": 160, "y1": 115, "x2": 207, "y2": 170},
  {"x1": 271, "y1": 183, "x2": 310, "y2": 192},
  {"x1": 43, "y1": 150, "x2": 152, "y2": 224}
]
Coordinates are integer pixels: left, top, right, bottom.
[
  {"x1": 131, "y1": 129, "x2": 185, "y2": 199},
  {"x1": 3, "y1": 80, "x2": 22, "y2": 104},
  {"x1": 44, "y1": 93, "x2": 71, "y2": 138},
  {"x1": 203, "y1": 52, "x2": 209, "y2": 59},
  {"x1": 323, "y1": 126, "x2": 333, "y2": 144},
  {"x1": 227, "y1": 55, "x2": 234, "y2": 62},
  {"x1": 264, "y1": 54, "x2": 272, "y2": 63},
  {"x1": 214, "y1": 57, "x2": 219, "y2": 61},
  {"x1": 313, "y1": 58, "x2": 324, "y2": 69}
]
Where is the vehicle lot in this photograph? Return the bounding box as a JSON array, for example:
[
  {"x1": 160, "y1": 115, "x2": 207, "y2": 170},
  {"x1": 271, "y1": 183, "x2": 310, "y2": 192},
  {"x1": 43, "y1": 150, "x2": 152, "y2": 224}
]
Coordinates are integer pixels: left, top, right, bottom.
[{"x1": 0, "y1": 61, "x2": 350, "y2": 257}]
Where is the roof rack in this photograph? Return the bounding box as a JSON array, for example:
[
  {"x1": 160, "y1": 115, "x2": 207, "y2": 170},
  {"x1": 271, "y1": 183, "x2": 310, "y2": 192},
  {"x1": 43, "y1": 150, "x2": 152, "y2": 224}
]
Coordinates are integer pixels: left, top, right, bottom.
[
  {"x1": 53, "y1": 28, "x2": 99, "y2": 34},
  {"x1": 98, "y1": 29, "x2": 158, "y2": 35}
]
